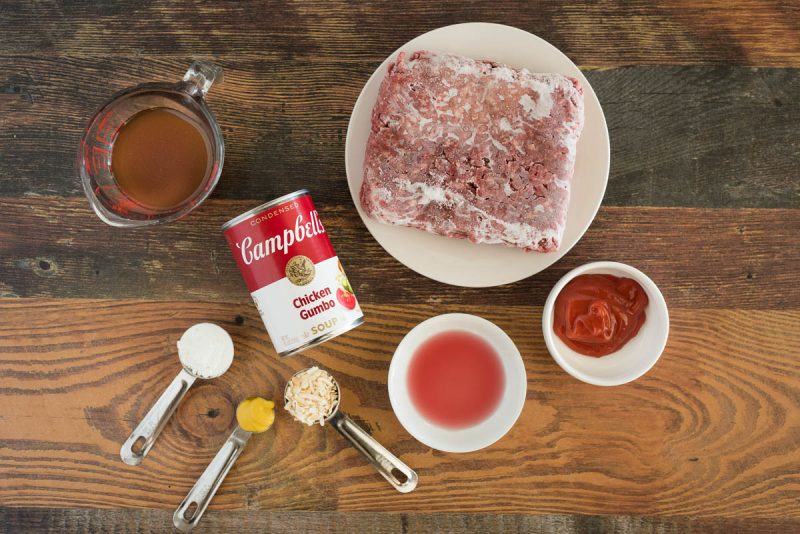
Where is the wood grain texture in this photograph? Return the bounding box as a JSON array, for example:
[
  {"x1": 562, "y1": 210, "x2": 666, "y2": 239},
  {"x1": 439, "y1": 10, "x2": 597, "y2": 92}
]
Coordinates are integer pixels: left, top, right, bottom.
[
  {"x1": 2, "y1": 1, "x2": 800, "y2": 530},
  {"x1": 0, "y1": 198, "x2": 797, "y2": 309},
  {"x1": 2, "y1": 508, "x2": 799, "y2": 534},
  {"x1": 1, "y1": 299, "x2": 798, "y2": 517},
  {"x1": 0, "y1": 1, "x2": 798, "y2": 67},
  {"x1": 1, "y1": 59, "x2": 798, "y2": 208}
]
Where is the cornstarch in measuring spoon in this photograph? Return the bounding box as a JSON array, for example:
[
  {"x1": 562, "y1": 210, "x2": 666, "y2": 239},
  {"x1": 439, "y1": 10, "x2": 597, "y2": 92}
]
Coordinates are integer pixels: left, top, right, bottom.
[{"x1": 177, "y1": 323, "x2": 234, "y2": 379}]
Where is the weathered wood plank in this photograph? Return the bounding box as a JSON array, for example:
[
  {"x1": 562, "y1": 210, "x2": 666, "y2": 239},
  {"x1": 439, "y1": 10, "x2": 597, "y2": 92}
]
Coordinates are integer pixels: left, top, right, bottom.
[
  {"x1": 0, "y1": 199, "x2": 796, "y2": 309},
  {"x1": 0, "y1": 1, "x2": 798, "y2": 67},
  {"x1": 1, "y1": 300, "x2": 798, "y2": 517},
  {"x1": 1, "y1": 60, "x2": 798, "y2": 208},
  {"x1": 1, "y1": 508, "x2": 799, "y2": 534}
]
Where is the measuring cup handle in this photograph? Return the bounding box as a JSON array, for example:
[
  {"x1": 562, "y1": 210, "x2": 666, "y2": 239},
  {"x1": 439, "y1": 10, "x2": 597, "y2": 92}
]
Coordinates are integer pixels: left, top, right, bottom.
[
  {"x1": 120, "y1": 368, "x2": 196, "y2": 465},
  {"x1": 182, "y1": 61, "x2": 223, "y2": 98},
  {"x1": 329, "y1": 411, "x2": 418, "y2": 493},
  {"x1": 173, "y1": 427, "x2": 251, "y2": 531}
]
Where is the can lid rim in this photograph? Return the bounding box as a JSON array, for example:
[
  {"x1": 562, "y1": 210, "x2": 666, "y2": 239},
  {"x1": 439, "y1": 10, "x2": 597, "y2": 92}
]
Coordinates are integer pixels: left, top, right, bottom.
[{"x1": 221, "y1": 189, "x2": 310, "y2": 230}]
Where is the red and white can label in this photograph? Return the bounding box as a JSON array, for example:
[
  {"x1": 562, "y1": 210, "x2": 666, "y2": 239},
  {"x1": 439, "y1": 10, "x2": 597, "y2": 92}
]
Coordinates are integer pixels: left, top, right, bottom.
[{"x1": 223, "y1": 194, "x2": 363, "y2": 355}]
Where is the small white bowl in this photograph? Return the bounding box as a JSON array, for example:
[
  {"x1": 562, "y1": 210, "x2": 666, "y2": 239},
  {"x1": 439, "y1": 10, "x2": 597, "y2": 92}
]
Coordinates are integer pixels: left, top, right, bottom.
[
  {"x1": 388, "y1": 314, "x2": 527, "y2": 453},
  {"x1": 542, "y1": 261, "x2": 669, "y2": 386}
]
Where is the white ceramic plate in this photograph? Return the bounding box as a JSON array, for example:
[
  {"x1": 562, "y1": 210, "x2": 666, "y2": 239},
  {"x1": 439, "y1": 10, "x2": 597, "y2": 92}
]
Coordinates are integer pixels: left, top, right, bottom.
[
  {"x1": 345, "y1": 22, "x2": 610, "y2": 288},
  {"x1": 387, "y1": 314, "x2": 527, "y2": 453},
  {"x1": 542, "y1": 262, "x2": 670, "y2": 386}
]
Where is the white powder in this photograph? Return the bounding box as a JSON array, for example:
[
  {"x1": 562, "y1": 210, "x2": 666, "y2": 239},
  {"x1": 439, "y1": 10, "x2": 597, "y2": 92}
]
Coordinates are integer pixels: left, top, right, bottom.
[{"x1": 177, "y1": 323, "x2": 234, "y2": 379}]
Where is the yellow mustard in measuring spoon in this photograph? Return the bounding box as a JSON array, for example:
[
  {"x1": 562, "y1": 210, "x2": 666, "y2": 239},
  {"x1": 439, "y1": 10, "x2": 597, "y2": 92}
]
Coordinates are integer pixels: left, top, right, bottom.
[
  {"x1": 175, "y1": 396, "x2": 275, "y2": 531},
  {"x1": 236, "y1": 397, "x2": 275, "y2": 433}
]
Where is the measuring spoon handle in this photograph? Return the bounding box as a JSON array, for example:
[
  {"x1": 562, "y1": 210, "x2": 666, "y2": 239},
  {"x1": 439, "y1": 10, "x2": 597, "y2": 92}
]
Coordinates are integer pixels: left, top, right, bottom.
[
  {"x1": 120, "y1": 368, "x2": 196, "y2": 465},
  {"x1": 330, "y1": 411, "x2": 418, "y2": 493},
  {"x1": 173, "y1": 427, "x2": 251, "y2": 531}
]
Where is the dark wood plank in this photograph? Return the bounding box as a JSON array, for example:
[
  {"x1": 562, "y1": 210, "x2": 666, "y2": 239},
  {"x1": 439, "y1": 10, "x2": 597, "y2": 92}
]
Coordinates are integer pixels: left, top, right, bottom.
[
  {"x1": 2, "y1": 508, "x2": 799, "y2": 534},
  {"x1": 596, "y1": 66, "x2": 799, "y2": 208},
  {"x1": 1, "y1": 300, "x2": 798, "y2": 516},
  {"x1": 1, "y1": 60, "x2": 798, "y2": 208},
  {"x1": 0, "y1": 198, "x2": 796, "y2": 309},
  {"x1": 1, "y1": 1, "x2": 798, "y2": 67}
]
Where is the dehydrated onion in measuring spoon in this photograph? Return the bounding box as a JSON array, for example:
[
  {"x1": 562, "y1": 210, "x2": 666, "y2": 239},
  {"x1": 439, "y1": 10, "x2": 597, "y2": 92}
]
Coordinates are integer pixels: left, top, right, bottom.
[
  {"x1": 120, "y1": 323, "x2": 234, "y2": 465},
  {"x1": 284, "y1": 367, "x2": 418, "y2": 492}
]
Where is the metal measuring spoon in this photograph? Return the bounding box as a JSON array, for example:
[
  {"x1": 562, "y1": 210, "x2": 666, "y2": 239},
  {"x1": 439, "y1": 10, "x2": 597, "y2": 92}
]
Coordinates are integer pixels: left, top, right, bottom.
[
  {"x1": 284, "y1": 368, "x2": 418, "y2": 493},
  {"x1": 120, "y1": 323, "x2": 234, "y2": 465},
  {"x1": 173, "y1": 397, "x2": 274, "y2": 532}
]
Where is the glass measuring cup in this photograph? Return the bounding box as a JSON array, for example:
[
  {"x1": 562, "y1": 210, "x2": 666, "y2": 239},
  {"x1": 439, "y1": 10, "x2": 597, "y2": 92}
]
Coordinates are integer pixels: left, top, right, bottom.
[{"x1": 78, "y1": 61, "x2": 224, "y2": 227}]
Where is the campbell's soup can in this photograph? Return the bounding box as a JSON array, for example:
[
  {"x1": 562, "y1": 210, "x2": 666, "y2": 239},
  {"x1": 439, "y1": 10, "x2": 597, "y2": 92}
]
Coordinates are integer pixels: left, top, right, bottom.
[{"x1": 222, "y1": 190, "x2": 363, "y2": 356}]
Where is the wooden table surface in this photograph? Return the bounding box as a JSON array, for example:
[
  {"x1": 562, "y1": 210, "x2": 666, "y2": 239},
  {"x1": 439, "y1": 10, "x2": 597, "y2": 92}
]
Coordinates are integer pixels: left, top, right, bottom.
[{"x1": 1, "y1": 1, "x2": 798, "y2": 533}]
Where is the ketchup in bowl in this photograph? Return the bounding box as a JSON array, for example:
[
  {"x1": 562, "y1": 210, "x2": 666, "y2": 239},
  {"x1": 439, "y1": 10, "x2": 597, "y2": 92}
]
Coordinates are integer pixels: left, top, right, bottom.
[{"x1": 553, "y1": 274, "x2": 649, "y2": 357}]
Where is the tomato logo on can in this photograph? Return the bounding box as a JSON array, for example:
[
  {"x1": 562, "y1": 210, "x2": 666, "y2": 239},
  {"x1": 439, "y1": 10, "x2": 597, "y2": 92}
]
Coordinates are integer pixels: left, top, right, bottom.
[{"x1": 222, "y1": 190, "x2": 363, "y2": 356}]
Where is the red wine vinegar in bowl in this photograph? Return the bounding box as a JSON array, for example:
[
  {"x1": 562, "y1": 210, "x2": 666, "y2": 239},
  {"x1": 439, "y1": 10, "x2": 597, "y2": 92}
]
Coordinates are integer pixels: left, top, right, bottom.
[
  {"x1": 407, "y1": 330, "x2": 505, "y2": 429},
  {"x1": 388, "y1": 314, "x2": 527, "y2": 453}
]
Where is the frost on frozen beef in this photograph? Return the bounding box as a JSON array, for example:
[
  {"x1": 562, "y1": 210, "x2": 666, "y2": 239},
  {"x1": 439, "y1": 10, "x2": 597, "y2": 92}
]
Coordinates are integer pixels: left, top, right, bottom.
[{"x1": 359, "y1": 50, "x2": 585, "y2": 252}]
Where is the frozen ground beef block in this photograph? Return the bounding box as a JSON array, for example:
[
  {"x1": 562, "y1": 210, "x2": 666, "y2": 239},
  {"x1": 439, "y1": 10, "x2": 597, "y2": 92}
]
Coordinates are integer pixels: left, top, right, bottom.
[{"x1": 360, "y1": 50, "x2": 585, "y2": 252}]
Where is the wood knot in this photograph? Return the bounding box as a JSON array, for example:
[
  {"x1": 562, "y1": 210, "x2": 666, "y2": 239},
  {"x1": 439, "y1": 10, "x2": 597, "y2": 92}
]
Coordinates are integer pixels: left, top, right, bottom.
[
  {"x1": 234, "y1": 315, "x2": 245, "y2": 326},
  {"x1": 28, "y1": 257, "x2": 58, "y2": 278},
  {"x1": 176, "y1": 384, "x2": 236, "y2": 440}
]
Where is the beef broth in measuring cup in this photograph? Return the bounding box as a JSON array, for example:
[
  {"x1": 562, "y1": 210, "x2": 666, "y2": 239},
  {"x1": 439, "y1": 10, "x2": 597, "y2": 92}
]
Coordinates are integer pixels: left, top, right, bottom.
[
  {"x1": 111, "y1": 108, "x2": 212, "y2": 210},
  {"x1": 78, "y1": 61, "x2": 224, "y2": 227}
]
